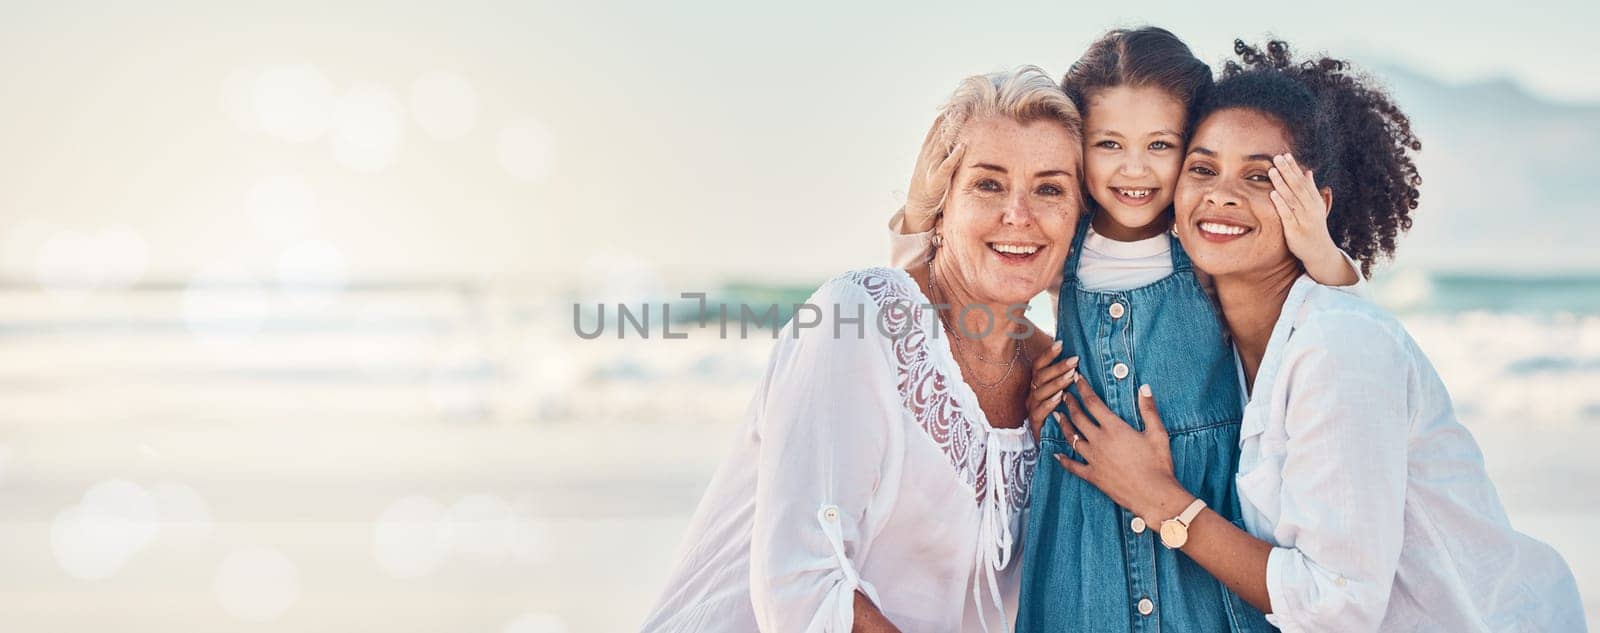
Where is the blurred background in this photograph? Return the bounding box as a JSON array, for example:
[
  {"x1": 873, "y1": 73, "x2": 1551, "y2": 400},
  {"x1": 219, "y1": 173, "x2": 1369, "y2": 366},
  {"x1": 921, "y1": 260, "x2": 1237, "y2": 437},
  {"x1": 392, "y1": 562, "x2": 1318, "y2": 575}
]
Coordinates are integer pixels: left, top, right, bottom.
[{"x1": 1, "y1": 1, "x2": 1597, "y2": 631}]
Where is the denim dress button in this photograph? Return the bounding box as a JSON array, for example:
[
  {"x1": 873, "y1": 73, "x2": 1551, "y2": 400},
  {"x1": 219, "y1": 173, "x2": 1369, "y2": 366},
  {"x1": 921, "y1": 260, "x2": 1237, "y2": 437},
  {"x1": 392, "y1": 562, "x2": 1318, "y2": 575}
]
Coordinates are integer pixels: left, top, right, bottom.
[
  {"x1": 1131, "y1": 517, "x2": 1146, "y2": 533},
  {"x1": 1113, "y1": 363, "x2": 1130, "y2": 380},
  {"x1": 1109, "y1": 302, "x2": 1125, "y2": 319},
  {"x1": 1137, "y1": 597, "x2": 1154, "y2": 615}
]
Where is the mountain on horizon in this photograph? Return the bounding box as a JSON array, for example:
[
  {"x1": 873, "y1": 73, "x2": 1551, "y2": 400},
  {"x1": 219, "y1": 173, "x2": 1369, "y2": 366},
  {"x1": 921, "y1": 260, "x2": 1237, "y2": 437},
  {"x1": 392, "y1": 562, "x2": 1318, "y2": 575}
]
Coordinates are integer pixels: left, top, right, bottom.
[{"x1": 1365, "y1": 63, "x2": 1600, "y2": 273}]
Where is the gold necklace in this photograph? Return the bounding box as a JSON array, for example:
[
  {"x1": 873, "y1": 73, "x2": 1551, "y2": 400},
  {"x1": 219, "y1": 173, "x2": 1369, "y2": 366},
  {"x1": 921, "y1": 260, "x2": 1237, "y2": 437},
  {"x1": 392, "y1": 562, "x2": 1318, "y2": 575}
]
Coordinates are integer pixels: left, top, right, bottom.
[{"x1": 928, "y1": 258, "x2": 1023, "y2": 390}]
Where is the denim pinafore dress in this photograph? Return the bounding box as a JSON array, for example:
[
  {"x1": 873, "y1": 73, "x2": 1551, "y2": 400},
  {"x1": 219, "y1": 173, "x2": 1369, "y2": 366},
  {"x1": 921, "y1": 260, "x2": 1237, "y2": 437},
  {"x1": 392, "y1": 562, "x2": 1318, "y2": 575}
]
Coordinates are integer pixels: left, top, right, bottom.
[{"x1": 1016, "y1": 215, "x2": 1271, "y2": 632}]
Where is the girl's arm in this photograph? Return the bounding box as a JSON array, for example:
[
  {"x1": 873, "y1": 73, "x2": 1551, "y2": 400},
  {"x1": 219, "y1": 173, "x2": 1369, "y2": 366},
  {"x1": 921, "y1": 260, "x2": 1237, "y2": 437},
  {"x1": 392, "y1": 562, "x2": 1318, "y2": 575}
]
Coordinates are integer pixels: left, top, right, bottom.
[
  {"x1": 888, "y1": 116, "x2": 964, "y2": 267},
  {"x1": 888, "y1": 208, "x2": 934, "y2": 268}
]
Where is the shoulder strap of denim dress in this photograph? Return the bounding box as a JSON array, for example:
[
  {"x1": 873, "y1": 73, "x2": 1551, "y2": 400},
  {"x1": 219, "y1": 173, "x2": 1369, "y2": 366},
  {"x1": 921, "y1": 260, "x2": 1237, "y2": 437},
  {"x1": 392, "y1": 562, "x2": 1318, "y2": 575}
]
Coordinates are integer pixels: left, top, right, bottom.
[
  {"x1": 1060, "y1": 212, "x2": 1094, "y2": 286},
  {"x1": 1054, "y1": 213, "x2": 1093, "y2": 350},
  {"x1": 1046, "y1": 214, "x2": 1095, "y2": 441},
  {"x1": 1167, "y1": 225, "x2": 1193, "y2": 273}
]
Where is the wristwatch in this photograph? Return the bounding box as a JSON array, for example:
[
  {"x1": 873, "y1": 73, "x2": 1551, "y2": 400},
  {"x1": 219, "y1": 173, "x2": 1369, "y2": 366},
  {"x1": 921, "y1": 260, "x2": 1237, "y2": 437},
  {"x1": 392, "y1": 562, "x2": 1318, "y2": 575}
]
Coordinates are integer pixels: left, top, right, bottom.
[{"x1": 1158, "y1": 498, "x2": 1208, "y2": 549}]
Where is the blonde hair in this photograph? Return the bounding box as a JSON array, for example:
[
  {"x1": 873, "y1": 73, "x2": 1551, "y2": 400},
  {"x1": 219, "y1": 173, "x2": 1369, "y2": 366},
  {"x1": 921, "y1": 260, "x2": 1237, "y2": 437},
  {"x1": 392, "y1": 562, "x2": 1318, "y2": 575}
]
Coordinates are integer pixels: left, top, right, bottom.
[{"x1": 937, "y1": 66, "x2": 1083, "y2": 151}]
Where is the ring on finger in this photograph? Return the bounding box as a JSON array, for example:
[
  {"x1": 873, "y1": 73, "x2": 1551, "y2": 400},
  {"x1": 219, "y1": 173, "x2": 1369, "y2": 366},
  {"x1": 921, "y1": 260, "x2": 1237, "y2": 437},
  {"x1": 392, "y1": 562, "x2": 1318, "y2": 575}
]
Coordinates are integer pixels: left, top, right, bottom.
[{"x1": 1070, "y1": 433, "x2": 1081, "y2": 453}]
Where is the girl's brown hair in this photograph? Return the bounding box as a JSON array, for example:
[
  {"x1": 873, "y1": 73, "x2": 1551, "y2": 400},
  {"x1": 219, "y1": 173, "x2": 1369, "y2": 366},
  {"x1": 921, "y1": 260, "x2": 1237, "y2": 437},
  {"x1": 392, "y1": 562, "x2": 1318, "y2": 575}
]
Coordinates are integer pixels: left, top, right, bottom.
[{"x1": 1060, "y1": 26, "x2": 1214, "y2": 124}]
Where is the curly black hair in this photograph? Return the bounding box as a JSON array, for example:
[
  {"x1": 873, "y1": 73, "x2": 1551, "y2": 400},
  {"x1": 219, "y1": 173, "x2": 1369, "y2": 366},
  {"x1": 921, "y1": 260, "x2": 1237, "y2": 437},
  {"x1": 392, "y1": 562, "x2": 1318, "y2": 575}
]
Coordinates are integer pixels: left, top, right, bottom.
[{"x1": 1193, "y1": 40, "x2": 1422, "y2": 277}]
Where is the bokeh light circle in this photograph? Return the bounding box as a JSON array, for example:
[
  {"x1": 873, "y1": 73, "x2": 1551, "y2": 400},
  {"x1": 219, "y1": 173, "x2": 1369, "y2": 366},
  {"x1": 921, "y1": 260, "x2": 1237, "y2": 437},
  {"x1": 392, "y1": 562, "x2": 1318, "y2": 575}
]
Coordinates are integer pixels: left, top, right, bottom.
[
  {"x1": 373, "y1": 495, "x2": 452, "y2": 578},
  {"x1": 331, "y1": 82, "x2": 405, "y2": 173},
  {"x1": 252, "y1": 64, "x2": 334, "y2": 143},
  {"x1": 497, "y1": 120, "x2": 554, "y2": 183},
  {"x1": 214, "y1": 546, "x2": 300, "y2": 622},
  {"x1": 411, "y1": 72, "x2": 478, "y2": 141}
]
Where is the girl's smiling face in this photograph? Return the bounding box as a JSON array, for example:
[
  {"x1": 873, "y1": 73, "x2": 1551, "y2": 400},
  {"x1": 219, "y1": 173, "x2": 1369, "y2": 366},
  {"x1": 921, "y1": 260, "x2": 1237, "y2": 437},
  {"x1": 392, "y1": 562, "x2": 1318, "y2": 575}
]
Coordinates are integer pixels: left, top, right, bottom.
[{"x1": 1082, "y1": 85, "x2": 1187, "y2": 241}]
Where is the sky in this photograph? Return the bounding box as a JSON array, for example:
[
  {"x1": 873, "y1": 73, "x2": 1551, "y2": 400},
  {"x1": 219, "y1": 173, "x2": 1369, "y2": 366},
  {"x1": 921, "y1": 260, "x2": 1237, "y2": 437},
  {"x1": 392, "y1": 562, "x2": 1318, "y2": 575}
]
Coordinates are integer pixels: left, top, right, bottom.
[{"x1": 1, "y1": 0, "x2": 1596, "y2": 289}]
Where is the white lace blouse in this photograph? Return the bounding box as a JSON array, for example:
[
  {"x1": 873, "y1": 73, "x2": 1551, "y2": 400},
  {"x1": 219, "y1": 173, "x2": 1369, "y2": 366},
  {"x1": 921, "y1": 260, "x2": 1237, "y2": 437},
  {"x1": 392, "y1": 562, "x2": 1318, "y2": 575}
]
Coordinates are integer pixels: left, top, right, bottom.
[{"x1": 640, "y1": 267, "x2": 1038, "y2": 633}]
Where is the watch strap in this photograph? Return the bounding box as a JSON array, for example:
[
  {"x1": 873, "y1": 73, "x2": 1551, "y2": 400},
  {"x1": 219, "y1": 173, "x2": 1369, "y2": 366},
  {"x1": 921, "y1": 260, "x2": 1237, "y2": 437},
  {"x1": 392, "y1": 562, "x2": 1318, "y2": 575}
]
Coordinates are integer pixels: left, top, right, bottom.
[{"x1": 1176, "y1": 497, "x2": 1207, "y2": 526}]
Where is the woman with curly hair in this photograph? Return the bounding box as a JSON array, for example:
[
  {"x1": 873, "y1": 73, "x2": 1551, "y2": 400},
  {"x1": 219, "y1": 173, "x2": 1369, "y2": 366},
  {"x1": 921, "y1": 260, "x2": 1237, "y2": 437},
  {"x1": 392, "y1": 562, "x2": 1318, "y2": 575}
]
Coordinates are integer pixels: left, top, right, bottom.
[
  {"x1": 1051, "y1": 40, "x2": 1585, "y2": 631},
  {"x1": 890, "y1": 28, "x2": 1366, "y2": 631}
]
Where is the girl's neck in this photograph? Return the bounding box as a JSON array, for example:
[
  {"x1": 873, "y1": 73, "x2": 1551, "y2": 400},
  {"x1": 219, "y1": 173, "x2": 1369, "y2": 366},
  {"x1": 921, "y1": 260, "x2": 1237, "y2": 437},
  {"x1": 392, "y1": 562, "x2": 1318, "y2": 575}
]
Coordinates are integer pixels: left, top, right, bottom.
[
  {"x1": 1214, "y1": 259, "x2": 1302, "y2": 392},
  {"x1": 1091, "y1": 209, "x2": 1172, "y2": 242}
]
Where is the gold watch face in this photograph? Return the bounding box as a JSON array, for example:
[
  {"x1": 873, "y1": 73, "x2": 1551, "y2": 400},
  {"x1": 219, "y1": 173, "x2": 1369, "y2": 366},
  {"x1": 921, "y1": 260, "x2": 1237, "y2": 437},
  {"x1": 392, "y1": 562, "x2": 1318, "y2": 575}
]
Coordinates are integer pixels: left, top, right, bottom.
[{"x1": 1160, "y1": 520, "x2": 1188, "y2": 549}]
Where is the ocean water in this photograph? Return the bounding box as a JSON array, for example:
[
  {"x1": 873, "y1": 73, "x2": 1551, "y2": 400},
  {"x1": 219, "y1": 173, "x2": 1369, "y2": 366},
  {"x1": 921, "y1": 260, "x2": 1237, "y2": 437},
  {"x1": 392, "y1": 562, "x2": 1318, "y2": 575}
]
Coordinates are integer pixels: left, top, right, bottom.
[{"x1": 0, "y1": 272, "x2": 1596, "y2": 631}]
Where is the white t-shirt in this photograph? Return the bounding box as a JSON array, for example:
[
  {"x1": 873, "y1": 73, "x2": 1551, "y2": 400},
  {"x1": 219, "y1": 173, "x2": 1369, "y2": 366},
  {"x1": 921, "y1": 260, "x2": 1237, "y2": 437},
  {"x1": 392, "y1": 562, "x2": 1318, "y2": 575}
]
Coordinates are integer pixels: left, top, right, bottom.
[{"x1": 1074, "y1": 225, "x2": 1172, "y2": 292}]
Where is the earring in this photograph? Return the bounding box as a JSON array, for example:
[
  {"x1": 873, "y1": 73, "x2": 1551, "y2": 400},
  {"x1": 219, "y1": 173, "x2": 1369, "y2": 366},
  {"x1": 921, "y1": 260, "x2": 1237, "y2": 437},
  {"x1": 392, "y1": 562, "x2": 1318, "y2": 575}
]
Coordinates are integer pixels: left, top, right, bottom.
[{"x1": 931, "y1": 232, "x2": 943, "y2": 248}]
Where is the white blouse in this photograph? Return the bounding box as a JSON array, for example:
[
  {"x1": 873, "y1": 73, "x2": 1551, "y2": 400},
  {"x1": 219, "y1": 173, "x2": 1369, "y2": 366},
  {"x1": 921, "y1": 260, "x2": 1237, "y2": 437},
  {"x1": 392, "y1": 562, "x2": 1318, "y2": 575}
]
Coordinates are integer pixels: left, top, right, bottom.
[
  {"x1": 640, "y1": 267, "x2": 1038, "y2": 632},
  {"x1": 1235, "y1": 275, "x2": 1585, "y2": 632}
]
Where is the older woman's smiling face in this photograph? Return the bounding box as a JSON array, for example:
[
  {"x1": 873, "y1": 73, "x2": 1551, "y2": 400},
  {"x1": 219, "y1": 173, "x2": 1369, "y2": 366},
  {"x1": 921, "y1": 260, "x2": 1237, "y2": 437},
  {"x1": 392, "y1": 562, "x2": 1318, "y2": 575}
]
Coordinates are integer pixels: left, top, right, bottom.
[
  {"x1": 939, "y1": 115, "x2": 1081, "y2": 305},
  {"x1": 1173, "y1": 108, "x2": 1297, "y2": 278}
]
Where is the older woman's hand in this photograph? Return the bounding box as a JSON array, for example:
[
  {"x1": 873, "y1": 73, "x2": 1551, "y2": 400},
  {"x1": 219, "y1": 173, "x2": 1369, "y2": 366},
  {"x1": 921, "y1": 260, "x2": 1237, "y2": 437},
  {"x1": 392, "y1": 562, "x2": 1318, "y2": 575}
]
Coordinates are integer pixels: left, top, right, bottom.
[
  {"x1": 1056, "y1": 376, "x2": 1191, "y2": 525},
  {"x1": 1026, "y1": 344, "x2": 1076, "y2": 441},
  {"x1": 901, "y1": 115, "x2": 966, "y2": 234}
]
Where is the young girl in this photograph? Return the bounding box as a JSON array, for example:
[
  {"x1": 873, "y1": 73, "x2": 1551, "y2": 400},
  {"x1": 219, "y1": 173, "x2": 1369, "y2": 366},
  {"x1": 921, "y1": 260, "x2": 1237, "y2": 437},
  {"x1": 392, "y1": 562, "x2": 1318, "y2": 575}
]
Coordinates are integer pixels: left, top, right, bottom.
[
  {"x1": 1056, "y1": 39, "x2": 1584, "y2": 631},
  {"x1": 889, "y1": 27, "x2": 1364, "y2": 632}
]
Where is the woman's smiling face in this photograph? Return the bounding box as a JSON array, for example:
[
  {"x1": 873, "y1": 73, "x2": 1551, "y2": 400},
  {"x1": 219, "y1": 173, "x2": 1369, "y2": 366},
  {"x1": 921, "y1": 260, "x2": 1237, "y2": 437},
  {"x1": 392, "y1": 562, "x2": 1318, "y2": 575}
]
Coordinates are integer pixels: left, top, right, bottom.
[
  {"x1": 1082, "y1": 85, "x2": 1186, "y2": 239},
  {"x1": 939, "y1": 115, "x2": 1081, "y2": 305},
  {"x1": 1173, "y1": 107, "x2": 1297, "y2": 278}
]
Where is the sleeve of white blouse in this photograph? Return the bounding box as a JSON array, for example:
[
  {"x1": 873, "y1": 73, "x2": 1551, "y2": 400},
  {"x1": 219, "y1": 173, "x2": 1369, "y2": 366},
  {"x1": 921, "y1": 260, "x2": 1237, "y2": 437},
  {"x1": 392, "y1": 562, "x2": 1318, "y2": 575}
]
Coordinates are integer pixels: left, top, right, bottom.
[
  {"x1": 1262, "y1": 312, "x2": 1411, "y2": 633},
  {"x1": 749, "y1": 279, "x2": 904, "y2": 633},
  {"x1": 1324, "y1": 249, "x2": 1369, "y2": 298},
  {"x1": 887, "y1": 207, "x2": 933, "y2": 268}
]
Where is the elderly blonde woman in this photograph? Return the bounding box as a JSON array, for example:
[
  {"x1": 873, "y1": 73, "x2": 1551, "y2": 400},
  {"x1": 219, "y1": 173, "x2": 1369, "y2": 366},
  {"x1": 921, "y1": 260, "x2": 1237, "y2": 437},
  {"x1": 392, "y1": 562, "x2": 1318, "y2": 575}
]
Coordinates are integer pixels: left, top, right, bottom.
[{"x1": 639, "y1": 67, "x2": 1083, "y2": 632}]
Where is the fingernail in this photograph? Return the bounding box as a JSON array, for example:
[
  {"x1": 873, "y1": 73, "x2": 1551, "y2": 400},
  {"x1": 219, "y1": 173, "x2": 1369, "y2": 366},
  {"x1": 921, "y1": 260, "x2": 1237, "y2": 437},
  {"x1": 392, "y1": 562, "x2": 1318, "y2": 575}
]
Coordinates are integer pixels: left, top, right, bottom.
[
  {"x1": 1067, "y1": 355, "x2": 1079, "y2": 364},
  {"x1": 1139, "y1": 384, "x2": 1152, "y2": 397},
  {"x1": 1286, "y1": 153, "x2": 1294, "y2": 161},
  {"x1": 1269, "y1": 167, "x2": 1278, "y2": 176},
  {"x1": 1052, "y1": 340, "x2": 1063, "y2": 351}
]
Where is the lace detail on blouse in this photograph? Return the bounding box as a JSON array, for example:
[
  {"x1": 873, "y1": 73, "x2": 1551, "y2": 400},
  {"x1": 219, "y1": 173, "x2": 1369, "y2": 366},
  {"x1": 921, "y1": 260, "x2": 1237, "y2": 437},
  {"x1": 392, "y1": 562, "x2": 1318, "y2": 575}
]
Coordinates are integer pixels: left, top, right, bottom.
[{"x1": 840, "y1": 267, "x2": 1037, "y2": 509}]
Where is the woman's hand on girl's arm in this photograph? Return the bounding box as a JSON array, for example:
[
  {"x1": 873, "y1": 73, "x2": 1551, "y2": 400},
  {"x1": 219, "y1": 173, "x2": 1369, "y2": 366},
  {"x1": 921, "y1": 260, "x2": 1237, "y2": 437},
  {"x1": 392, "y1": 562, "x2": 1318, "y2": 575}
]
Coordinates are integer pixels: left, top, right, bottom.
[
  {"x1": 1054, "y1": 376, "x2": 1185, "y2": 522},
  {"x1": 902, "y1": 115, "x2": 965, "y2": 234},
  {"x1": 1269, "y1": 154, "x2": 1358, "y2": 287},
  {"x1": 1025, "y1": 342, "x2": 1076, "y2": 441},
  {"x1": 1056, "y1": 378, "x2": 1276, "y2": 612}
]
